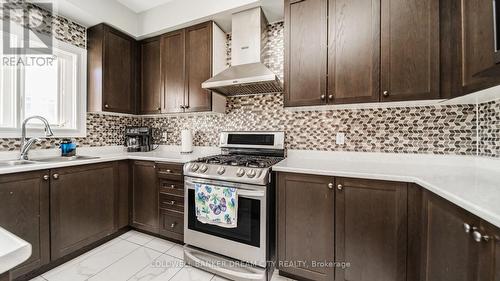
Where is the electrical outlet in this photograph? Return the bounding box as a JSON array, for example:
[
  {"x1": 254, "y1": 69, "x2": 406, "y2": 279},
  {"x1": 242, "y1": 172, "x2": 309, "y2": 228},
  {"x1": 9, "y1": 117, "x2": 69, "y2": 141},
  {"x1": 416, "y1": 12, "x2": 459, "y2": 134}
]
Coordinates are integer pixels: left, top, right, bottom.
[{"x1": 336, "y1": 133, "x2": 345, "y2": 145}]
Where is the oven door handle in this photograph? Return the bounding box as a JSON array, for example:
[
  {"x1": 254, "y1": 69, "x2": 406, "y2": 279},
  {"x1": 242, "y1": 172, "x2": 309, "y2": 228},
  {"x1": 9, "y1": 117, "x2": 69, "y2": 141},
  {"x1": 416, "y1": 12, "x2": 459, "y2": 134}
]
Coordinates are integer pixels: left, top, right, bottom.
[{"x1": 186, "y1": 181, "x2": 265, "y2": 198}]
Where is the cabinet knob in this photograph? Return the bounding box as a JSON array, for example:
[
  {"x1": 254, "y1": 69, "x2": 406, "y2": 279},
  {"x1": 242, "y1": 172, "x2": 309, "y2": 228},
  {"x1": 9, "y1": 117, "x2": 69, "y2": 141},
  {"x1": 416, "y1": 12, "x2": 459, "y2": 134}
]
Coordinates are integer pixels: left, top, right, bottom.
[
  {"x1": 337, "y1": 184, "x2": 343, "y2": 191},
  {"x1": 170, "y1": 222, "x2": 177, "y2": 228},
  {"x1": 320, "y1": 95, "x2": 326, "y2": 100},
  {"x1": 9, "y1": 191, "x2": 14, "y2": 195},
  {"x1": 104, "y1": 104, "x2": 110, "y2": 109},
  {"x1": 53, "y1": 174, "x2": 59, "y2": 180},
  {"x1": 166, "y1": 169, "x2": 172, "y2": 173},
  {"x1": 328, "y1": 94, "x2": 333, "y2": 100},
  {"x1": 383, "y1": 91, "x2": 389, "y2": 97},
  {"x1": 170, "y1": 184, "x2": 176, "y2": 189},
  {"x1": 464, "y1": 223, "x2": 472, "y2": 233},
  {"x1": 157, "y1": 107, "x2": 161, "y2": 111},
  {"x1": 184, "y1": 105, "x2": 190, "y2": 109},
  {"x1": 170, "y1": 201, "x2": 175, "y2": 205},
  {"x1": 180, "y1": 105, "x2": 185, "y2": 109},
  {"x1": 472, "y1": 231, "x2": 490, "y2": 243},
  {"x1": 328, "y1": 183, "x2": 334, "y2": 189},
  {"x1": 43, "y1": 175, "x2": 49, "y2": 181}
]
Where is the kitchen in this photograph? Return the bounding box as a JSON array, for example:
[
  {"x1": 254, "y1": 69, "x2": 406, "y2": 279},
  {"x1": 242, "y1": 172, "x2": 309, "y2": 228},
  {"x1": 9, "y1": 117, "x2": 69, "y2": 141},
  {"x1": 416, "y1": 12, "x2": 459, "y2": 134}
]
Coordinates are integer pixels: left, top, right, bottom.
[{"x1": 0, "y1": 0, "x2": 499, "y2": 281}]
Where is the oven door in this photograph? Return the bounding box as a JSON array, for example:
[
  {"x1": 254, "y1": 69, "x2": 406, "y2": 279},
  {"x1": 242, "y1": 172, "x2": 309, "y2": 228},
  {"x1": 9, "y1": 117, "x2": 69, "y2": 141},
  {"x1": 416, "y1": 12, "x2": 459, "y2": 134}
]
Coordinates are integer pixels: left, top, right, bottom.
[{"x1": 184, "y1": 177, "x2": 267, "y2": 267}]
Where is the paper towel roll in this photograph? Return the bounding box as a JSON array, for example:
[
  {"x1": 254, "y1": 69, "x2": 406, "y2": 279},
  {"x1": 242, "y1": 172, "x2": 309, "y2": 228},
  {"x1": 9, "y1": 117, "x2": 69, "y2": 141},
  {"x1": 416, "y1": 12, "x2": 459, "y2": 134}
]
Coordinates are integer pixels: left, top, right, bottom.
[{"x1": 181, "y1": 129, "x2": 193, "y2": 153}]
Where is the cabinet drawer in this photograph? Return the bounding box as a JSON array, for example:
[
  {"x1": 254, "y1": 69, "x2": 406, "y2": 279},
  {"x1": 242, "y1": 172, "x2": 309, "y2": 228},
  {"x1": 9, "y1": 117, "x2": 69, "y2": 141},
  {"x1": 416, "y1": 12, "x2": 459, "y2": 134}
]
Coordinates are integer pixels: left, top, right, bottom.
[
  {"x1": 156, "y1": 163, "x2": 183, "y2": 181},
  {"x1": 159, "y1": 193, "x2": 184, "y2": 213},
  {"x1": 160, "y1": 210, "x2": 184, "y2": 235},
  {"x1": 159, "y1": 180, "x2": 184, "y2": 196}
]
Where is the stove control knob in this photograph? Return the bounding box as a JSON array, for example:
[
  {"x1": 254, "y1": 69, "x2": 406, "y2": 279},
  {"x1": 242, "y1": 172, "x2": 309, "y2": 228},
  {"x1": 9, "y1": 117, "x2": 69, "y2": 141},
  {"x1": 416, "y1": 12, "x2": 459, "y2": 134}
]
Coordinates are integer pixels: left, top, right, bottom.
[
  {"x1": 199, "y1": 165, "x2": 208, "y2": 173},
  {"x1": 247, "y1": 169, "x2": 257, "y2": 178},
  {"x1": 236, "y1": 168, "x2": 245, "y2": 177},
  {"x1": 190, "y1": 163, "x2": 199, "y2": 172},
  {"x1": 217, "y1": 167, "x2": 226, "y2": 175}
]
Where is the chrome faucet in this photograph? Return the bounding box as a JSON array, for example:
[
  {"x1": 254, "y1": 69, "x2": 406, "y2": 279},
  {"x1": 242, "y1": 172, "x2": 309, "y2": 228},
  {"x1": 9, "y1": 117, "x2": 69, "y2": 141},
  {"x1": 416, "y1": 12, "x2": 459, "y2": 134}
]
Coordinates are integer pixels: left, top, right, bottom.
[{"x1": 19, "y1": 116, "x2": 54, "y2": 160}]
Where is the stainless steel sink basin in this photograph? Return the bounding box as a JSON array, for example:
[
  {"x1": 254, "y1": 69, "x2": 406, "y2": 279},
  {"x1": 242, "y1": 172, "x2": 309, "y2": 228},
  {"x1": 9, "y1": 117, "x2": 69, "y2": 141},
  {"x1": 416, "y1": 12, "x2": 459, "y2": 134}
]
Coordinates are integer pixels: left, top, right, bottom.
[
  {"x1": 33, "y1": 155, "x2": 100, "y2": 163},
  {"x1": 0, "y1": 160, "x2": 39, "y2": 167}
]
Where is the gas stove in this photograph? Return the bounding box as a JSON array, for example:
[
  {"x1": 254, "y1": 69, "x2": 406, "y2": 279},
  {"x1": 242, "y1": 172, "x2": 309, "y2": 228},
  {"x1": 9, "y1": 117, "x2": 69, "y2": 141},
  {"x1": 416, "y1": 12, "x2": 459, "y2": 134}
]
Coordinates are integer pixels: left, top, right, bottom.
[
  {"x1": 184, "y1": 131, "x2": 285, "y2": 185},
  {"x1": 183, "y1": 131, "x2": 285, "y2": 281}
]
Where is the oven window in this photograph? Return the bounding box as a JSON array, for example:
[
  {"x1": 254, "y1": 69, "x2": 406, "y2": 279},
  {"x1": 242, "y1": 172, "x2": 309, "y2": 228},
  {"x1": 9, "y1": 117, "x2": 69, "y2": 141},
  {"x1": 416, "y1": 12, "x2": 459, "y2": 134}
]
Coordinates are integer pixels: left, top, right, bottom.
[
  {"x1": 227, "y1": 134, "x2": 275, "y2": 146},
  {"x1": 188, "y1": 189, "x2": 261, "y2": 247}
]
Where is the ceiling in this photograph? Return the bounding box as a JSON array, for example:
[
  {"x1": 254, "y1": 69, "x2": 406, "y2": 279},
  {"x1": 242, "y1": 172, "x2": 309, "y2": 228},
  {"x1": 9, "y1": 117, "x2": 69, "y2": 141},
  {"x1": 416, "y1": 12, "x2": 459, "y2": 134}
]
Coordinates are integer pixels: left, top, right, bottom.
[
  {"x1": 116, "y1": 0, "x2": 175, "y2": 13},
  {"x1": 31, "y1": 0, "x2": 283, "y2": 38}
]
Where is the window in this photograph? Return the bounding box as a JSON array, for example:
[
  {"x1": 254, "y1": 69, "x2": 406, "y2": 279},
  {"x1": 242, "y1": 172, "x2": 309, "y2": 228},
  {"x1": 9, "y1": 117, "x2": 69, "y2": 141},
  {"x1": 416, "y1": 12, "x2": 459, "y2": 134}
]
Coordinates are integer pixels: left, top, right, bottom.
[{"x1": 0, "y1": 20, "x2": 86, "y2": 138}]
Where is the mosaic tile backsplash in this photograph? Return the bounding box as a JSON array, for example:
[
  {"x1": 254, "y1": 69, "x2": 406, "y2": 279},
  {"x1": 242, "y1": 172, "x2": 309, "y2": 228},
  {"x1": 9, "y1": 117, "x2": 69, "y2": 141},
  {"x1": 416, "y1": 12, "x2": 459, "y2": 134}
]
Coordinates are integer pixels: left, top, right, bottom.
[{"x1": 0, "y1": 6, "x2": 499, "y2": 158}]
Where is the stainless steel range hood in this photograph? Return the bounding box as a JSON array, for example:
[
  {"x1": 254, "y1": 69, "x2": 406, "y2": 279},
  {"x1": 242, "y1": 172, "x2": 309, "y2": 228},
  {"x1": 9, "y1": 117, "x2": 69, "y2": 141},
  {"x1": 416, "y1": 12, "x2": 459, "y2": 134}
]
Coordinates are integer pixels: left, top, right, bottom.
[{"x1": 202, "y1": 7, "x2": 282, "y2": 96}]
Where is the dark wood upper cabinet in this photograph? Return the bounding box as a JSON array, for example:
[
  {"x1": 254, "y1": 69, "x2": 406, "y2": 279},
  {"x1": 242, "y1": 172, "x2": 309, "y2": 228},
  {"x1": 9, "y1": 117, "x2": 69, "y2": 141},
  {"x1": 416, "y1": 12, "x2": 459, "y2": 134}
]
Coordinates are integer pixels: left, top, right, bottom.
[
  {"x1": 139, "y1": 37, "x2": 162, "y2": 114},
  {"x1": 50, "y1": 163, "x2": 116, "y2": 260},
  {"x1": 131, "y1": 161, "x2": 159, "y2": 233},
  {"x1": 277, "y1": 172, "x2": 335, "y2": 281},
  {"x1": 459, "y1": 0, "x2": 500, "y2": 95},
  {"x1": 161, "y1": 29, "x2": 186, "y2": 114},
  {"x1": 284, "y1": 0, "x2": 328, "y2": 107},
  {"x1": 185, "y1": 22, "x2": 213, "y2": 113},
  {"x1": 328, "y1": 0, "x2": 380, "y2": 104},
  {"x1": 420, "y1": 191, "x2": 480, "y2": 281},
  {"x1": 380, "y1": 0, "x2": 440, "y2": 101},
  {"x1": 335, "y1": 178, "x2": 408, "y2": 281},
  {"x1": 0, "y1": 171, "x2": 50, "y2": 279},
  {"x1": 88, "y1": 24, "x2": 137, "y2": 114}
]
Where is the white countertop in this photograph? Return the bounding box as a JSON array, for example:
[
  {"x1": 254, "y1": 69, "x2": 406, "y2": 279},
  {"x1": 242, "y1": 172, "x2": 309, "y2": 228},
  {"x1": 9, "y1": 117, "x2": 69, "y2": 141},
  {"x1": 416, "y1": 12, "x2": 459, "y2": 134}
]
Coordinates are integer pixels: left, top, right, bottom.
[
  {"x1": 0, "y1": 145, "x2": 221, "y2": 175},
  {"x1": 273, "y1": 150, "x2": 500, "y2": 228}
]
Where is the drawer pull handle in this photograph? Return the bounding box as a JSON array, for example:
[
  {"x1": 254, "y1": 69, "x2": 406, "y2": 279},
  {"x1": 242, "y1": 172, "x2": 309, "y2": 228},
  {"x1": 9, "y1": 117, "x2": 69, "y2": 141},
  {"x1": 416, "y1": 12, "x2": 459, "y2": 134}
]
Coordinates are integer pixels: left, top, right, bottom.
[
  {"x1": 53, "y1": 174, "x2": 59, "y2": 180},
  {"x1": 170, "y1": 222, "x2": 177, "y2": 228},
  {"x1": 163, "y1": 184, "x2": 176, "y2": 189},
  {"x1": 43, "y1": 175, "x2": 49, "y2": 181},
  {"x1": 162, "y1": 201, "x2": 176, "y2": 205}
]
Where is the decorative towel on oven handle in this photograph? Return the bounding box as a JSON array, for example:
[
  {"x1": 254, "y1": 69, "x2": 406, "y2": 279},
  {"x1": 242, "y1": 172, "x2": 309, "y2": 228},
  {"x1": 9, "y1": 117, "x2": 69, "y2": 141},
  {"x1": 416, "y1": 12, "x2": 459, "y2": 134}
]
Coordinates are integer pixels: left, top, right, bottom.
[{"x1": 194, "y1": 183, "x2": 238, "y2": 228}]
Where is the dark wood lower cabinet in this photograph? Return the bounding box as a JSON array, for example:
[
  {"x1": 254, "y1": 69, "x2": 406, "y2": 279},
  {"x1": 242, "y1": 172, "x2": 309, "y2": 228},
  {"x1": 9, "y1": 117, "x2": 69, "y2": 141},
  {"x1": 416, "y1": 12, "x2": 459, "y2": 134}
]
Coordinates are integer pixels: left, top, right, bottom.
[
  {"x1": 115, "y1": 161, "x2": 130, "y2": 230},
  {"x1": 277, "y1": 173, "x2": 335, "y2": 281},
  {"x1": 478, "y1": 221, "x2": 500, "y2": 281},
  {"x1": 335, "y1": 178, "x2": 408, "y2": 281},
  {"x1": 420, "y1": 191, "x2": 480, "y2": 281},
  {"x1": 157, "y1": 162, "x2": 185, "y2": 242},
  {"x1": 131, "y1": 161, "x2": 159, "y2": 233},
  {"x1": 0, "y1": 171, "x2": 50, "y2": 279},
  {"x1": 50, "y1": 163, "x2": 116, "y2": 260}
]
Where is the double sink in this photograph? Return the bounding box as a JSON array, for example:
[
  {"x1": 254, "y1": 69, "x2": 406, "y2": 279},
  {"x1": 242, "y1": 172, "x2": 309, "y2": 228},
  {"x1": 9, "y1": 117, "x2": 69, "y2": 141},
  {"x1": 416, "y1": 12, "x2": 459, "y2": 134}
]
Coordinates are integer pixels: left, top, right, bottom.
[{"x1": 0, "y1": 156, "x2": 100, "y2": 168}]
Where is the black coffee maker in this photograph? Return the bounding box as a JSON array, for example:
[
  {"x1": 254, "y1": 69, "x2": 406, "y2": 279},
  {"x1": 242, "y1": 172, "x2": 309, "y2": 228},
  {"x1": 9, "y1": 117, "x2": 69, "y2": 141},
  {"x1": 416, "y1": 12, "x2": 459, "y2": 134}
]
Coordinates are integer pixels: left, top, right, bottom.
[{"x1": 125, "y1": 127, "x2": 153, "y2": 152}]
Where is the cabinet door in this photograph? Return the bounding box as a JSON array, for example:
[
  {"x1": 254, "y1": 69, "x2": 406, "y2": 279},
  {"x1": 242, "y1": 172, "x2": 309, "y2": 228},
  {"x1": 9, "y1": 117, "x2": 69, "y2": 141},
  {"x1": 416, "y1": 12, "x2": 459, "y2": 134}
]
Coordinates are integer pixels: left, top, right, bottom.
[
  {"x1": 0, "y1": 171, "x2": 50, "y2": 279},
  {"x1": 139, "y1": 37, "x2": 162, "y2": 114},
  {"x1": 335, "y1": 178, "x2": 407, "y2": 281},
  {"x1": 132, "y1": 161, "x2": 159, "y2": 233},
  {"x1": 103, "y1": 26, "x2": 137, "y2": 113},
  {"x1": 161, "y1": 30, "x2": 186, "y2": 113},
  {"x1": 116, "y1": 161, "x2": 130, "y2": 230},
  {"x1": 460, "y1": 0, "x2": 500, "y2": 94},
  {"x1": 284, "y1": 0, "x2": 328, "y2": 107},
  {"x1": 421, "y1": 191, "x2": 479, "y2": 281},
  {"x1": 185, "y1": 22, "x2": 212, "y2": 113},
  {"x1": 328, "y1": 0, "x2": 380, "y2": 104},
  {"x1": 50, "y1": 163, "x2": 116, "y2": 260},
  {"x1": 277, "y1": 173, "x2": 335, "y2": 281},
  {"x1": 380, "y1": 0, "x2": 440, "y2": 101},
  {"x1": 477, "y1": 221, "x2": 500, "y2": 281}
]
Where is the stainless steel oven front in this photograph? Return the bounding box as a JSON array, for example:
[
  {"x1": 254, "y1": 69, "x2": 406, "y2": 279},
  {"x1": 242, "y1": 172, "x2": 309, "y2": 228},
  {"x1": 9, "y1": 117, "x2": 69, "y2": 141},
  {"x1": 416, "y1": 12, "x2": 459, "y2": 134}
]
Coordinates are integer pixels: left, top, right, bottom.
[{"x1": 184, "y1": 176, "x2": 267, "y2": 267}]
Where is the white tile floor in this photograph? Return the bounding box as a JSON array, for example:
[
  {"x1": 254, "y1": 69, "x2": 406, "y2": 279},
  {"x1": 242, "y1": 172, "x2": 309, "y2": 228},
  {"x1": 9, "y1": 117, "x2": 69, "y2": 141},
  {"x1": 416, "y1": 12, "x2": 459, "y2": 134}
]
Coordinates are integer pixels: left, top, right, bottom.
[{"x1": 30, "y1": 230, "x2": 294, "y2": 281}]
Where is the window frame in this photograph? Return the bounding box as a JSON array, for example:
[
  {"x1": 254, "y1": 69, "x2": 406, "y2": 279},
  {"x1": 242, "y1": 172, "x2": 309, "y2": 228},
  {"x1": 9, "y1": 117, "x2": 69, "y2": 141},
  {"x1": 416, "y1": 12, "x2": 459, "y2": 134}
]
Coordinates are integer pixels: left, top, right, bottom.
[{"x1": 0, "y1": 22, "x2": 87, "y2": 138}]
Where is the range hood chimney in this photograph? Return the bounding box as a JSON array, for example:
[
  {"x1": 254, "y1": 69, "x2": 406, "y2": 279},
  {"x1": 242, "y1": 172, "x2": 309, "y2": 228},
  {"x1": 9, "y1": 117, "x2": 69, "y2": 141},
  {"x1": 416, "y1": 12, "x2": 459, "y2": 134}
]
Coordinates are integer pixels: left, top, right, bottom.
[{"x1": 202, "y1": 7, "x2": 282, "y2": 96}]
